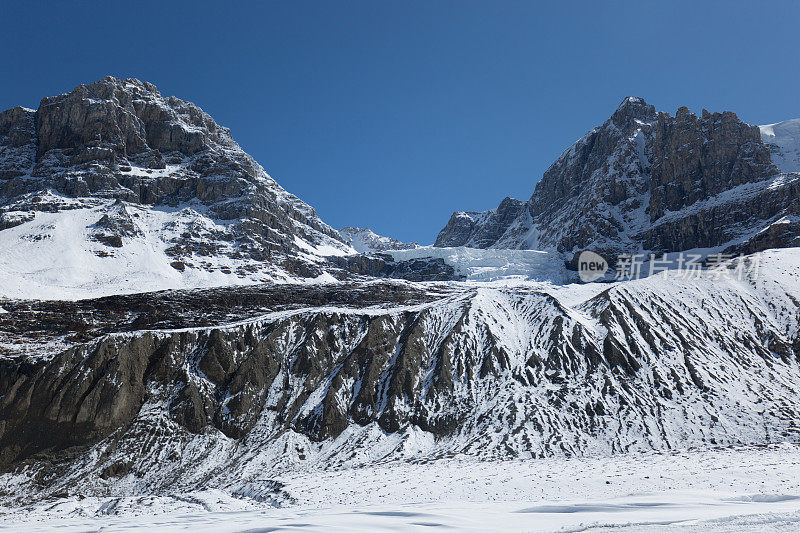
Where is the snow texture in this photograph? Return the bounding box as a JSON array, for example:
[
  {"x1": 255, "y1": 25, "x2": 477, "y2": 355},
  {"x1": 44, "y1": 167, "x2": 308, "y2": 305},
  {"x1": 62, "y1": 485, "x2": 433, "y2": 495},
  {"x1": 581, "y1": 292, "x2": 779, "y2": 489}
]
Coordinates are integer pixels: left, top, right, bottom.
[
  {"x1": 5, "y1": 445, "x2": 800, "y2": 532},
  {"x1": 0, "y1": 198, "x2": 349, "y2": 299},
  {"x1": 761, "y1": 118, "x2": 800, "y2": 173}
]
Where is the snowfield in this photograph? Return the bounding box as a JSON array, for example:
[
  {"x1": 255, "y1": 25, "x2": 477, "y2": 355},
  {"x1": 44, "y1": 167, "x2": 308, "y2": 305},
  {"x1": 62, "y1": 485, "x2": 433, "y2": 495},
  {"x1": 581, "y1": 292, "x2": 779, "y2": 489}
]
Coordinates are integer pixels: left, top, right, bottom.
[
  {"x1": 760, "y1": 118, "x2": 800, "y2": 173},
  {"x1": 5, "y1": 444, "x2": 800, "y2": 531},
  {"x1": 0, "y1": 199, "x2": 352, "y2": 300}
]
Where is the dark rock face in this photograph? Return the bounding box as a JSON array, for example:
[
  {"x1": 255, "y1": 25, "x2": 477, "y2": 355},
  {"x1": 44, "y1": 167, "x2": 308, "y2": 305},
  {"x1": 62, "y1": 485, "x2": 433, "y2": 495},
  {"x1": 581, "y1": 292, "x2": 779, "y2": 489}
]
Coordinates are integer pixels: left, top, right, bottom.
[
  {"x1": 435, "y1": 211, "x2": 480, "y2": 247},
  {"x1": 0, "y1": 281, "x2": 445, "y2": 466},
  {"x1": 0, "y1": 334, "x2": 157, "y2": 466},
  {"x1": 330, "y1": 253, "x2": 459, "y2": 281},
  {"x1": 0, "y1": 77, "x2": 350, "y2": 282},
  {"x1": 649, "y1": 108, "x2": 776, "y2": 221},
  {"x1": 0, "y1": 107, "x2": 36, "y2": 179},
  {"x1": 434, "y1": 97, "x2": 793, "y2": 262},
  {"x1": 531, "y1": 97, "x2": 657, "y2": 217},
  {"x1": 435, "y1": 197, "x2": 525, "y2": 248},
  {"x1": 724, "y1": 216, "x2": 800, "y2": 256}
]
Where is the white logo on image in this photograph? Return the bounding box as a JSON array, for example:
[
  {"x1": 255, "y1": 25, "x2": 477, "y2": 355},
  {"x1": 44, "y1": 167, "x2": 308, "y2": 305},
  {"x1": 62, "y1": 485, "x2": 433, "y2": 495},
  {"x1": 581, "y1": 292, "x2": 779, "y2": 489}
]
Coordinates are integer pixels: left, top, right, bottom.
[{"x1": 578, "y1": 250, "x2": 608, "y2": 282}]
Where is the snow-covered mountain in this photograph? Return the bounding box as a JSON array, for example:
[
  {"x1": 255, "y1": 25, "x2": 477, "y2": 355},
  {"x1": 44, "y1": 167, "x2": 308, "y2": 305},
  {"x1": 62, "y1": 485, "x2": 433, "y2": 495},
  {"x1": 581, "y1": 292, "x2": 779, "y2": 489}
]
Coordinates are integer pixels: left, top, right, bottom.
[
  {"x1": 435, "y1": 98, "x2": 800, "y2": 265},
  {"x1": 1, "y1": 247, "x2": 799, "y2": 504},
  {"x1": 3, "y1": 83, "x2": 800, "y2": 521},
  {"x1": 338, "y1": 226, "x2": 419, "y2": 253},
  {"x1": 0, "y1": 77, "x2": 354, "y2": 298}
]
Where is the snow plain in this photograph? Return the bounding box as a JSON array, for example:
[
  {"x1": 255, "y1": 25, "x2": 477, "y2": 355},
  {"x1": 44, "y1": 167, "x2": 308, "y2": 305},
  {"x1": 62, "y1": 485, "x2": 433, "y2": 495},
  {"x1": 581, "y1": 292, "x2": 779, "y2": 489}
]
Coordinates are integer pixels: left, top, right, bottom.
[{"x1": 4, "y1": 444, "x2": 800, "y2": 532}]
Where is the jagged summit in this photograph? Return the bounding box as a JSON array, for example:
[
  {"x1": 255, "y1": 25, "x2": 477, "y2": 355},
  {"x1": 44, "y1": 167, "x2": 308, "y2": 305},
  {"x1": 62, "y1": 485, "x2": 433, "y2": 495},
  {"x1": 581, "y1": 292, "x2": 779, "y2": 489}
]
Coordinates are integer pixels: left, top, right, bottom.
[
  {"x1": 34, "y1": 76, "x2": 226, "y2": 159},
  {"x1": 610, "y1": 96, "x2": 656, "y2": 127},
  {"x1": 434, "y1": 196, "x2": 525, "y2": 249},
  {"x1": 2, "y1": 76, "x2": 238, "y2": 176},
  {"x1": 620, "y1": 96, "x2": 646, "y2": 106}
]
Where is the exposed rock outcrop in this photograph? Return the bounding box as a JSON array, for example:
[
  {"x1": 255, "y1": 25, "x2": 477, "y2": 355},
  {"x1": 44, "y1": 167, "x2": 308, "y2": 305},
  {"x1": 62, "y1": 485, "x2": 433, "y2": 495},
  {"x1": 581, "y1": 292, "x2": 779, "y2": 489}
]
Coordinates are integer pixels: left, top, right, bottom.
[
  {"x1": 648, "y1": 107, "x2": 776, "y2": 220},
  {"x1": 0, "y1": 107, "x2": 36, "y2": 179},
  {"x1": 330, "y1": 252, "x2": 458, "y2": 281},
  {"x1": 435, "y1": 197, "x2": 525, "y2": 248}
]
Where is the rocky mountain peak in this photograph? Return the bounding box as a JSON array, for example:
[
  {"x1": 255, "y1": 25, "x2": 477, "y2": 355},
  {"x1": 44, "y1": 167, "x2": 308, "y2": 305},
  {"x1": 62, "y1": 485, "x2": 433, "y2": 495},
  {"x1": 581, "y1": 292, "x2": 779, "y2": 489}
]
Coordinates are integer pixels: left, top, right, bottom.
[
  {"x1": 338, "y1": 226, "x2": 419, "y2": 252},
  {"x1": 433, "y1": 197, "x2": 526, "y2": 248},
  {"x1": 649, "y1": 104, "x2": 776, "y2": 221},
  {"x1": 611, "y1": 96, "x2": 657, "y2": 129},
  {"x1": 435, "y1": 96, "x2": 798, "y2": 262},
  {"x1": 34, "y1": 76, "x2": 235, "y2": 164},
  {"x1": 0, "y1": 77, "x2": 355, "y2": 297}
]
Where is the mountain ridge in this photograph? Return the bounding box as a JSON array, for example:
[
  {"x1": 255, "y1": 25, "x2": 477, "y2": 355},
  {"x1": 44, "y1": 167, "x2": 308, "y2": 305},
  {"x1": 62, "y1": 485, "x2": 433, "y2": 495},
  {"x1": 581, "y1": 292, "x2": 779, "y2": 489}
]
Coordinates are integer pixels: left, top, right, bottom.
[
  {"x1": 1, "y1": 247, "x2": 799, "y2": 503},
  {"x1": 338, "y1": 226, "x2": 419, "y2": 252}
]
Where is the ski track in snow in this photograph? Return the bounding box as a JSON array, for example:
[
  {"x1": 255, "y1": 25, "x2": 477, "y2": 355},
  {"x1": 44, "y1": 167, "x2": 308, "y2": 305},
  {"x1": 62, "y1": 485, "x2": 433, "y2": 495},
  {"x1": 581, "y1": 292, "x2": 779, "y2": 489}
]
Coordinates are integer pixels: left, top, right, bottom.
[{"x1": 4, "y1": 445, "x2": 800, "y2": 531}]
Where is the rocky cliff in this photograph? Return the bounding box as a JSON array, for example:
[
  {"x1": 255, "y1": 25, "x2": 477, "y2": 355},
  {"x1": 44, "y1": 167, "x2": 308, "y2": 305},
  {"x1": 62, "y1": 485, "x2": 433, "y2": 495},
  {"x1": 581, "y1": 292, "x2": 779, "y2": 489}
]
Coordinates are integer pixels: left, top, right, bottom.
[{"x1": 435, "y1": 97, "x2": 800, "y2": 264}]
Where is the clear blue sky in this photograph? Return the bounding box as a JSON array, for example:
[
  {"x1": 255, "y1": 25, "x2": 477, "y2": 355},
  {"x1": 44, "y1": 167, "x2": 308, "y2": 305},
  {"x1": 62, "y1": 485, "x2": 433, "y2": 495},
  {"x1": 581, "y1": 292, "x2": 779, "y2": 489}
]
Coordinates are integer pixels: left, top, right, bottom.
[{"x1": 2, "y1": 1, "x2": 799, "y2": 244}]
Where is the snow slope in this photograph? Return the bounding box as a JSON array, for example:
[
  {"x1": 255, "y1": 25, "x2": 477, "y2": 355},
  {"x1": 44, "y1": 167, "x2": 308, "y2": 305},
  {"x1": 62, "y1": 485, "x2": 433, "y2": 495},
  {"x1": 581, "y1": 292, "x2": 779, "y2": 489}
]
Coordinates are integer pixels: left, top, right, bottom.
[
  {"x1": 0, "y1": 198, "x2": 350, "y2": 299},
  {"x1": 761, "y1": 118, "x2": 800, "y2": 173},
  {"x1": 0, "y1": 215, "x2": 570, "y2": 298}
]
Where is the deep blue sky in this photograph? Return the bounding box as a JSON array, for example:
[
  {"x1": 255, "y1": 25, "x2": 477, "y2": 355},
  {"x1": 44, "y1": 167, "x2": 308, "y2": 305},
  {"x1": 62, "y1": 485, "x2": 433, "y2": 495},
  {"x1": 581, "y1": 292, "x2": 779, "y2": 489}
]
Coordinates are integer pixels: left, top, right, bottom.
[{"x1": 2, "y1": 1, "x2": 799, "y2": 244}]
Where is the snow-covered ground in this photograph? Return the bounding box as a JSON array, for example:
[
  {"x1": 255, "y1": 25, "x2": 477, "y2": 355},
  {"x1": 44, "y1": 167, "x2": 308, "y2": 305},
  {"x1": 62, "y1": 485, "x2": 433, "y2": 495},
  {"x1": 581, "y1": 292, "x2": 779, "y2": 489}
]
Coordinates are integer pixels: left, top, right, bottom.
[
  {"x1": 0, "y1": 205, "x2": 245, "y2": 299},
  {"x1": 5, "y1": 445, "x2": 800, "y2": 531}
]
